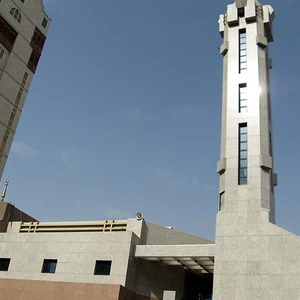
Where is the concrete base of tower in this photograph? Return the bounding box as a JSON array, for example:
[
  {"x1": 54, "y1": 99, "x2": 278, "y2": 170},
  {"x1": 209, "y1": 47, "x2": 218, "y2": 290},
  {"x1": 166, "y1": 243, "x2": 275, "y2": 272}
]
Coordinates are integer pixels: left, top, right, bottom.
[{"x1": 213, "y1": 215, "x2": 300, "y2": 300}]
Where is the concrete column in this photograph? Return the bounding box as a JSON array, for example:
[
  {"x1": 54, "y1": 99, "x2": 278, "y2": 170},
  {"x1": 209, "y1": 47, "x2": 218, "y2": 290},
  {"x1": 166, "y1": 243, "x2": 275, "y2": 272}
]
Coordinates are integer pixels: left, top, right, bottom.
[{"x1": 163, "y1": 290, "x2": 178, "y2": 300}]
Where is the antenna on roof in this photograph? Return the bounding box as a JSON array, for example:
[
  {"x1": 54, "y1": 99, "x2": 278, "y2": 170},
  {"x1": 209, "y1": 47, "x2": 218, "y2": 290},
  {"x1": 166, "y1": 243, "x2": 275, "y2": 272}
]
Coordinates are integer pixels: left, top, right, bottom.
[{"x1": 1, "y1": 180, "x2": 9, "y2": 202}]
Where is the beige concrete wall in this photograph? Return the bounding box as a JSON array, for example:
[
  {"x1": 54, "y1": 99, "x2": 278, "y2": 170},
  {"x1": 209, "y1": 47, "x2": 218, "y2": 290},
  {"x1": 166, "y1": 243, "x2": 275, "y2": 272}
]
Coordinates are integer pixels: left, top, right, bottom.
[
  {"x1": 128, "y1": 259, "x2": 185, "y2": 300},
  {"x1": 214, "y1": 222, "x2": 300, "y2": 300},
  {"x1": 0, "y1": 230, "x2": 134, "y2": 286},
  {"x1": 0, "y1": 218, "x2": 187, "y2": 299}
]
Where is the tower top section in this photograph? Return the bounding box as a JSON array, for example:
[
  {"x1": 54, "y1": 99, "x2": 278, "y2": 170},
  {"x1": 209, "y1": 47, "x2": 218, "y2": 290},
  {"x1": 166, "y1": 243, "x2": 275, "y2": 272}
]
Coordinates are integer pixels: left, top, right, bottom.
[{"x1": 219, "y1": 0, "x2": 275, "y2": 42}]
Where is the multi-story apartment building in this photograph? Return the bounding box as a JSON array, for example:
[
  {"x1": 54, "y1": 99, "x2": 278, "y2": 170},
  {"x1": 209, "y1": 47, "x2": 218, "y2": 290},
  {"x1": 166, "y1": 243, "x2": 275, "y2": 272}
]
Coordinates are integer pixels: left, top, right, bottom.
[{"x1": 0, "y1": 0, "x2": 50, "y2": 181}]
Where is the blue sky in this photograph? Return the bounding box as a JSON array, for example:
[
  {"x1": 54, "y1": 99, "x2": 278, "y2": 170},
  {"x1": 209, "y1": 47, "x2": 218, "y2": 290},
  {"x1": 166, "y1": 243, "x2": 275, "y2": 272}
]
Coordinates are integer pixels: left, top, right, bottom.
[{"x1": 2, "y1": 0, "x2": 300, "y2": 240}]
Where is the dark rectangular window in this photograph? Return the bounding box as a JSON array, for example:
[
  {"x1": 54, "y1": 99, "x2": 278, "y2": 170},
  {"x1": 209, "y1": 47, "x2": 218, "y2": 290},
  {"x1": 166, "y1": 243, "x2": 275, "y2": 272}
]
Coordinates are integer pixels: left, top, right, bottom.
[
  {"x1": 239, "y1": 124, "x2": 247, "y2": 185},
  {"x1": 0, "y1": 258, "x2": 11, "y2": 271},
  {"x1": 42, "y1": 259, "x2": 57, "y2": 274},
  {"x1": 219, "y1": 192, "x2": 225, "y2": 211},
  {"x1": 0, "y1": 47, "x2": 4, "y2": 59},
  {"x1": 269, "y1": 132, "x2": 272, "y2": 156},
  {"x1": 238, "y1": 8, "x2": 245, "y2": 17},
  {"x1": 239, "y1": 30, "x2": 247, "y2": 73},
  {"x1": 239, "y1": 84, "x2": 247, "y2": 112},
  {"x1": 269, "y1": 170, "x2": 273, "y2": 194},
  {"x1": 27, "y1": 49, "x2": 41, "y2": 73},
  {"x1": 30, "y1": 27, "x2": 46, "y2": 53},
  {"x1": 268, "y1": 93, "x2": 271, "y2": 121},
  {"x1": 94, "y1": 260, "x2": 112, "y2": 275},
  {"x1": 0, "y1": 15, "x2": 18, "y2": 52},
  {"x1": 28, "y1": 27, "x2": 46, "y2": 73}
]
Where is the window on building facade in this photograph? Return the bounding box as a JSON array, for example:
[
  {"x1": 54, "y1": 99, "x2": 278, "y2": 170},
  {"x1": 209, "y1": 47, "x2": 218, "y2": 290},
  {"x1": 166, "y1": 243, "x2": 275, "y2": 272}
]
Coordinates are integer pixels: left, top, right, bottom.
[
  {"x1": 269, "y1": 132, "x2": 272, "y2": 156},
  {"x1": 10, "y1": 8, "x2": 22, "y2": 24},
  {"x1": 238, "y1": 8, "x2": 245, "y2": 17},
  {"x1": 42, "y1": 259, "x2": 57, "y2": 274},
  {"x1": 0, "y1": 15, "x2": 18, "y2": 52},
  {"x1": 0, "y1": 47, "x2": 4, "y2": 59},
  {"x1": 42, "y1": 18, "x2": 48, "y2": 29},
  {"x1": 269, "y1": 170, "x2": 273, "y2": 194},
  {"x1": 0, "y1": 258, "x2": 11, "y2": 271},
  {"x1": 94, "y1": 260, "x2": 112, "y2": 275},
  {"x1": 219, "y1": 192, "x2": 225, "y2": 211},
  {"x1": 27, "y1": 49, "x2": 40, "y2": 73},
  {"x1": 239, "y1": 30, "x2": 247, "y2": 73},
  {"x1": 30, "y1": 27, "x2": 46, "y2": 53},
  {"x1": 239, "y1": 84, "x2": 247, "y2": 112},
  {"x1": 268, "y1": 93, "x2": 271, "y2": 121},
  {"x1": 28, "y1": 27, "x2": 46, "y2": 73},
  {"x1": 239, "y1": 124, "x2": 247, "y2": 185}
]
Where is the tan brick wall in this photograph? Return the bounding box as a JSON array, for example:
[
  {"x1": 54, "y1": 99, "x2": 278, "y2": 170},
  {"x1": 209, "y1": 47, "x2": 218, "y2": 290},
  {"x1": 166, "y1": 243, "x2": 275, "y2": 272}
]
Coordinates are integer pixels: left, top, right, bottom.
[
  {"x1": 0, "y1": 279, "x2": 121, "y2": 300},
  {"x1": 0, "y1": 279, "x2": 158, "y2": 300}
]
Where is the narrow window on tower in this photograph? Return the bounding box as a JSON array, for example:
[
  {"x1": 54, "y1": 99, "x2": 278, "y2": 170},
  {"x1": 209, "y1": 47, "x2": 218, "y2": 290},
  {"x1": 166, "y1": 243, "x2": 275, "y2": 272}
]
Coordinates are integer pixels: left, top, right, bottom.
[
  {"x1": 239, "y1": 84, "x2": 247, "y2": 112},
  {"x1": 268, "y1": 93, "x2": 271, "y2": 121},
  {"x1": 269, "y1": 170, "x2": 273, "y2": 194},
  {"x1": 238, "y1": 8, "x2": 245, "y2": 17},
  {"x1": 269, "y1": 132, "x2": 272, "y2": 156},
  {"x1": 239, "y1": 124, "x2": 247, "y2": 185},
  {"x1": 219, "y1": 192, "x2": 225, "y2": 211},
  {"x1": 239, "y1": 30, "x2": 247, "y2": 73}
]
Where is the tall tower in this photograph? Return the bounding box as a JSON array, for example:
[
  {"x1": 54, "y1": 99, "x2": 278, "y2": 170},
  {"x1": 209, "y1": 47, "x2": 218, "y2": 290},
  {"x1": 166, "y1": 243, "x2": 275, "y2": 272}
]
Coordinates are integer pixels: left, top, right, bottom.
[
  {"x1": 0, "y1": 0, "x2": 50, "y2": 181},
  {"x1": 217, "y1": 0, "x2": 276, "y2": 225},
  {"x1": 214, "y1": 0, "x2": 300, "y2": 299}
]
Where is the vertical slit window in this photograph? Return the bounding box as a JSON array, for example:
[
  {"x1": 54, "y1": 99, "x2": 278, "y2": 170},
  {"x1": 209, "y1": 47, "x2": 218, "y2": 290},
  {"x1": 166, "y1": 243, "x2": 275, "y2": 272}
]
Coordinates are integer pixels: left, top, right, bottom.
[
  {"x1": 239, "y1": 30, "x2": 247, "y2": 73},
  {"x1": 269, "y1": 132, "x2": 272, "y2": 156},
  {"x1": 269, "y1": 170, "x2": 273, "y2": 194},
  {"x1": 239, "y1": 124, "x2": 247, "y2": 185},
  {"x1": 219, "y1": 192, "x2": 225, "y2": 211},
  {"x1": 238, "y1": 8, "x2": 245, "y2": 17},
  {"x1": 268, "y1": 93, "x2": 271, "y2": 121},
  {"x1": 0, "y1": 47, "x2": 4, "y2": 59},
  {"x1": 239, "y1": 84, "x2": 247, "y2": 112}
]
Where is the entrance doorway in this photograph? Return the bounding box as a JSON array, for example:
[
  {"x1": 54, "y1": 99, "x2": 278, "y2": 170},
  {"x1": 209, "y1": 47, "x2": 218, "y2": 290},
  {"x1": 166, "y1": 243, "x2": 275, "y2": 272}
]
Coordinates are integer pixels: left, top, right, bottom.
[{"x1": 184, "y1": 272, "x2": 213, "y2": 300}]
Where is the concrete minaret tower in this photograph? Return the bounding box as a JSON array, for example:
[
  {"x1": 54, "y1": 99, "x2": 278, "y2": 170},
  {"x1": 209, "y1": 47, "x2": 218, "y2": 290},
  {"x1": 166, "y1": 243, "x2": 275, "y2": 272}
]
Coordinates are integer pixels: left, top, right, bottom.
[
  {"x1": 213, "y1": 0, "x2": 300, "y2": 299},
  {"x1": 217, "y1": 0, "x2": 276, "y2": 225}
]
